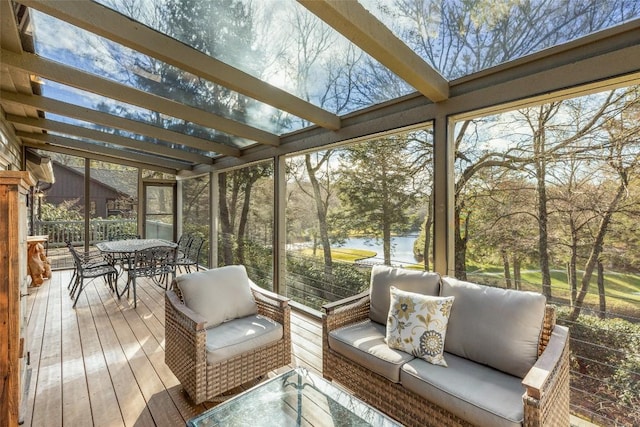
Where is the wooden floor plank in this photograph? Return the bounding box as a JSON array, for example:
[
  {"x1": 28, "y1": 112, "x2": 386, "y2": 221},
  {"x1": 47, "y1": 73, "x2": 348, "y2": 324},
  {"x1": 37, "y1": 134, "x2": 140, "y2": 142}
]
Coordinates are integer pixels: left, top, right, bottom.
[
  {"x1": 74, "y1": 278, "x2": 126, "y2": 427},
  {"x1": 25, "y1": 269, "x2": 326, "y2": 426},
  {"x1": 91, "y1": 279, "x2": 186, "y2": 427},
  {"x1": 22, "y1": 274, "x2": 53, "y2": 427},
  {"x1": 30, "y1": 269, "x2": 63, "y2": 427},
  {"x1": 83, "y1": 275, "x2": 155, "y2": 427},
  {"x1": 59, "y1": 275, "x2": 92, "y2": 426}
]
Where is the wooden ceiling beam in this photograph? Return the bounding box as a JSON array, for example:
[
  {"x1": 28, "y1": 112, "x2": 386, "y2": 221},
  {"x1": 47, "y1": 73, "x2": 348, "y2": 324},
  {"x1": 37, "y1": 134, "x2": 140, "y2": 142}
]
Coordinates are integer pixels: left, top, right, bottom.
[
  {"x1": 22, "y1": 140, "x2": 177, "y2": 174},
  {"x1": 2, "y1": 49, "x2": 280, "y2": 146},
  {"x1": 1, "y1": 90, "x2": 241, "y2": 156},
  {"x1": 18, "y1": 131, "x2": 186, "y2": 171},
  {"x1": 298, "y1": 0, "x2": 449, "y2": 102},
  {"x1": 7, "y1": 114, "x2": 213, "y2": 165},
  {"x1": 19, "y1": 0, "x2": 342, "y2": 131}
]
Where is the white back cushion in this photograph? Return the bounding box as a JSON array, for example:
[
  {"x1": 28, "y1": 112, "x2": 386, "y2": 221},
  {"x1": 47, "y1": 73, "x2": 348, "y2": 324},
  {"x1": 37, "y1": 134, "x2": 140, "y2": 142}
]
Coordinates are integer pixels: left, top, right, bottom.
[
  {"x1": 441, "y1": 277, "x2": 546, "y2": 378},
  {"x1": 175, "y1": 265, "x2": 257, "y2": 328},
  {"x1": 369, "y1": 265, "x2": 441, "y2": 325}
]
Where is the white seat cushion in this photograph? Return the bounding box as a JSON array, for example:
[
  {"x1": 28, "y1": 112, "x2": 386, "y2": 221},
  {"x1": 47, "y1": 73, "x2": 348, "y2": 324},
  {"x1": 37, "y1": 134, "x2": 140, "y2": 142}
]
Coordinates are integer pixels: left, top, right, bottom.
[
  {"x1": 175, "y1": 265, "x2": 257, "y2": 328},
  {"x1": 328, "y1": 320, "x2": 414, "y2": 383},
  {"x1": 401, "y1": 353, "x2": 525, "y2": 427},
  {"x1": 205, "y1": 314, "x2": 283, "y2": 365}
]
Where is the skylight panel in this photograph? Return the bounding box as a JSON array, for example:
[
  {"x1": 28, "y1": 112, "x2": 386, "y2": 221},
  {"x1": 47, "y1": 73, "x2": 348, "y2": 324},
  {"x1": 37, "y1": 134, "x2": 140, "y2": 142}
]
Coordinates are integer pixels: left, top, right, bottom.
[
  {"x1": 359, "y1": 0, "x2": 640, "y2": 80},
  {"x1": 29, "y1": 8, "x2": 300, "y2": 136},
  {"x1": 93, "y1": 0, "x2": 414, "y2": 116}
]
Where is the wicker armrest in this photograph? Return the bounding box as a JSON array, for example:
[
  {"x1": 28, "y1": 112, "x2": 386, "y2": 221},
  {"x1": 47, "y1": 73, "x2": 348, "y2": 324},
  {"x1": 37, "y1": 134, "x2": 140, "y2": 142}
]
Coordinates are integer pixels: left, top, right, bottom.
[
  {"x1": 522, "y1": 325, "x2": 570, "y2": 425},
  {"x1": 165, "y1": 289, "x2": 208, "y2": 403},
  {"x1": 165, "y1": 290, "x2": 208, "y2": 331},
  {"x1": 322, "y1": 291, "x2": 370, "y2": 332},
  {"x1": 250, "y1": 281, "x2": 290, "y2": 329},
  {"x1": 250, "y1": 280, "x2": 290, "y2": 307}
]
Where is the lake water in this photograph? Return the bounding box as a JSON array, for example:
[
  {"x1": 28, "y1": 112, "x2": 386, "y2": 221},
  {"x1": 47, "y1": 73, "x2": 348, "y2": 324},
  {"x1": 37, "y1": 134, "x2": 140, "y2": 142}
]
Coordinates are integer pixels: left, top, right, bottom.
[{"x1": 334, "y1": 236, "x2": 420, "y2": 266}]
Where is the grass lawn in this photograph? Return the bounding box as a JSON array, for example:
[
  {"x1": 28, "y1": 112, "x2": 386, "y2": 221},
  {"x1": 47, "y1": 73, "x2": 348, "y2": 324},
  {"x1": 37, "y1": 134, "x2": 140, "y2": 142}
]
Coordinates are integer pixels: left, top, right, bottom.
[
  {"x1": 466, "y1": 263, "x2": 640, "y2": 316},
  {"x1": 300, "y1": 247, "x2": 376, "y2": 263}
]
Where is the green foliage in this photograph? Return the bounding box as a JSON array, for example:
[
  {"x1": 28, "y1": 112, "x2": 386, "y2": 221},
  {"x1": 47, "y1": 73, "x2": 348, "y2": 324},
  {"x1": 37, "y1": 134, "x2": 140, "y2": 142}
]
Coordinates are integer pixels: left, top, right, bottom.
[
  {"x1": 286, "y1": 253, "x2": 370, "y2": 310},
  {"x1": 40, "y1": 201, "x2": 82, "y2": 221},
  {"x1": 557, "y1": 307, "x2": 640, "y2": 418}
]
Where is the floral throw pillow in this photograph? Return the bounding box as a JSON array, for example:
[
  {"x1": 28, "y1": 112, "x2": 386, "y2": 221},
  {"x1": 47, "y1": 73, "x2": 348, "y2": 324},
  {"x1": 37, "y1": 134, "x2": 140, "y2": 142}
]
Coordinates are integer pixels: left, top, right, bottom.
[{"x1": 386, "y1": 286, "x2": 455, "y2": 367}]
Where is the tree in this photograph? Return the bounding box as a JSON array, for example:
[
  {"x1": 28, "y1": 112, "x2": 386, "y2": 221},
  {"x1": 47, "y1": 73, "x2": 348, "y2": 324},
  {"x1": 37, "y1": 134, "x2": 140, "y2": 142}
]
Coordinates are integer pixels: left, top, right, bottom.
[
  {"x1": 336, "y1": 135, "x2": 426, "y2": 265},
  {"x1": 379, "y1": 0, "x2": 640, "y2": 279}
]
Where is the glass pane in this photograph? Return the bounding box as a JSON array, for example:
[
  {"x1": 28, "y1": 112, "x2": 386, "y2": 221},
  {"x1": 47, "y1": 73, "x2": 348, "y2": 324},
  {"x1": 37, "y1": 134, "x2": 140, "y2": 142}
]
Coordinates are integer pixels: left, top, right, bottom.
[
  {"x1": 145, "y1": 184, "x2": 175, "y2": 240},
  {"x1": 453, "y1": 84, "x2": 640, "y2": 426},
  {"x1": 30, "y1": 9, "x2": 300, "y2": 135},
  {"x1": 88, "y1": 159, "x2": 138, "y2": 242},
  {"x1": 360, "y1": 0, "x2": 640, "y2": 80},
  {"x1": 217, "y1": 161, "x2": 274, "y2": 290},
  {"x1": 182, "y1": 175, "x2": 211, "y2": 269},
  {"x1": 33, "y1": 153, "x2": 87, "y2": 270},
  {"x1": 90, "y1": 1, "x2": 412, "y2": 119},
  {"x1": 44, "y1": 113, "x2": 219, "y2": 158},
  {"x1": 39, "y1": 79, "x2": 247, "y2": 152},
  {"x1": 285, "y1": 126, "x2": 434, "y2": 310}
]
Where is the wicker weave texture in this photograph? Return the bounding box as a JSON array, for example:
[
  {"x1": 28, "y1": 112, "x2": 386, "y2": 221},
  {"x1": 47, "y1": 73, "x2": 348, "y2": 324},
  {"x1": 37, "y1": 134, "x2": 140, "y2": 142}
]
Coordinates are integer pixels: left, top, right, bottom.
[
  {"x1": 165, "y1": 279, "x2": 291, "y2": 404},
  {"x1": 323, "y1": 296, "x2": 570, "y2": 427}
]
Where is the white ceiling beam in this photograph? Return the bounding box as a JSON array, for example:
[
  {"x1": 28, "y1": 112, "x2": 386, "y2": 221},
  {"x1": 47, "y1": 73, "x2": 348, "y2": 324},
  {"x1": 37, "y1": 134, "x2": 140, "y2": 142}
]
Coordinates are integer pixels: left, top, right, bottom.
[
  {"x1": 2, "y1": 49, "x2": 280, "y2": 146},
  {"x1": 18, "y1": 0, "x2": 342, "y2": 131},
  {"x1": 1, "y1": 90, "x2": 241, "y2": 156},
  {"x1": 7, "y1": 114, "x2": 213, "y2": 165},
  {"x1": 298, "y1": 0, "x2": 449, "y2": 102},
  {"x1": 18, "y1": 131, "x2": 186, "y2": 171},
  {"x1": 22, "y1": 139, "x2": 177, "y2": 174}
]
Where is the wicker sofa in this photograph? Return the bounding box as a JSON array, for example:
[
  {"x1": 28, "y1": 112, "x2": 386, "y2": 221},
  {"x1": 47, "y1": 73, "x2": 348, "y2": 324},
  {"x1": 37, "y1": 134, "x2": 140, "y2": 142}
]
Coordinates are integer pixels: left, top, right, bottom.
[
  {"x1": 165, "y1": 265, "x2": 291, "y2": 404},
  {"x1": 322, "y1": 266, "x2": 570, "y2": 427}
]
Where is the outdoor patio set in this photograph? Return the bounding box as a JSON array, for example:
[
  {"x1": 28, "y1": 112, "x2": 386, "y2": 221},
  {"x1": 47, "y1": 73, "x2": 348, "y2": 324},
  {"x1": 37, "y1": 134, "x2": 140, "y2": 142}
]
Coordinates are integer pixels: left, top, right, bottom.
[{"x1": 164, "y1": 264, "x2": 570, "y2": 427}]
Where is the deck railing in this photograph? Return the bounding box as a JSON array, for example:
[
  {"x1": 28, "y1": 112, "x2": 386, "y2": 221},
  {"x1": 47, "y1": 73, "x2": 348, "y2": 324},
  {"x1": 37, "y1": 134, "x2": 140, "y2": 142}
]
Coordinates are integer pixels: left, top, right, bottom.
[{"x1": 34, "y1": 219, "x2": 137, "y2": 247}]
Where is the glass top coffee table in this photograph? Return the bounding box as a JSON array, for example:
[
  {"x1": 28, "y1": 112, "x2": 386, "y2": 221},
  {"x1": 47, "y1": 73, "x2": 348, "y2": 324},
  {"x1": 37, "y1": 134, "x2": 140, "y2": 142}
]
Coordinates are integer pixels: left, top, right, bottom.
[{"x1": 186, "y1": 368, "x2": 402, "y2": 426}]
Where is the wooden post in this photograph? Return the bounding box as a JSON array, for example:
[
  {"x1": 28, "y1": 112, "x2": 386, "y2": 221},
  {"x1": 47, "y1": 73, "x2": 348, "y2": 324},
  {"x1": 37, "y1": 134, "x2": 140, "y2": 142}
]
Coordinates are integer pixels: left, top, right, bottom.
[{"x1": 0, "y1": 171, "x2": 35, "y2": 427}]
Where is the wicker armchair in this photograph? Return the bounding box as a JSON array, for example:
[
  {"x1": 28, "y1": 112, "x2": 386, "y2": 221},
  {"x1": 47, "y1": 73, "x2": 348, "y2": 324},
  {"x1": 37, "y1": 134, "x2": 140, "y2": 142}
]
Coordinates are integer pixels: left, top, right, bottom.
[
  {"x1": 165, "y1": 268, "x2": 291, "y2": 404},
  {"x1": 323, "y1": 290, "x2": 570, "y2": 427}
]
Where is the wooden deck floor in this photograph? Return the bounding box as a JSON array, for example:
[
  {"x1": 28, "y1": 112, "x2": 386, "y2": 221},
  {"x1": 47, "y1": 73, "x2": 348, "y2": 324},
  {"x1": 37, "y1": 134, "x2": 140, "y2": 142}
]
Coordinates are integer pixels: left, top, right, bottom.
[{"x1": 23, "y1": 269, "x2": 322, "y2": 427}]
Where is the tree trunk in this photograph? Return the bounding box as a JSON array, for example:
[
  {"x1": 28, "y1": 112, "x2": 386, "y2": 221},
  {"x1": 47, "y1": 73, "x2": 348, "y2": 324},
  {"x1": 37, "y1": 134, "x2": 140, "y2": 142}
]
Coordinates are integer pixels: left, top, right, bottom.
[
  {"x1": 454, "y1": 207, "x2": 468, "y2": 280},
  {"x1": 423, "y1": 196, "x2": 433, "y2": 271},
  {"x1": 513, "y1": 256, "x2": 521, "y2": 290},
  {"x1": 383, "y1": 222, "x2": 392, "y2": 265},
  {"x1": 236, "y1": 173, "x2": 255, "y2": 265},
  {"x1": 597, "y1": 260, "x2": 606, "y2": 320},
  {"x1": 305, "y1": 155, "x2": 333, "y2": 295},
  {"x1": 569, "y1": 227, "x2": 578, "y2": 307},
  {"x1": 218, "y1": 173, "x2": 234, "y2": 265},
  {"x1": 536, "y1": 165, "x2": 552, "y2": 299},
  {"x1": 569, "y1": 182, "x2": 626, "y2": 322},
  {"x1": 502, "y1": 249, "x2": 512, "y2": 288}
]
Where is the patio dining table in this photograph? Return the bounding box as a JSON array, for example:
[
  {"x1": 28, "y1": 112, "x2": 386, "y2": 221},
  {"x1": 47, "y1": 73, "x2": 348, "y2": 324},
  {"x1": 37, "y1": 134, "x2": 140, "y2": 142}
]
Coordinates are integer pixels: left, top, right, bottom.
[
  {"x1": 96, "y1": 238, "x2": 178, "y2": 307},
  {"x1": 96, "y1": 238, "x2": 177, "y2": 255}
]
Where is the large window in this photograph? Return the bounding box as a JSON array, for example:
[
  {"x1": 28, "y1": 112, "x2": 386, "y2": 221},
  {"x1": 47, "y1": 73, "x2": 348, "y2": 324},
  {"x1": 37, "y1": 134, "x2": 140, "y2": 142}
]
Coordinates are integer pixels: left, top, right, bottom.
[
  {"x1": 217, "y1": 161, "x2": 274, "y2": 290},
  {"x1": 90, "y1": 159, "x2": 138, "y2": 240},
  {"x1": 285, "y1": 127, "x2": 434, "y2": 310},
  {"x1": 181, "y1": 174, "x2": 211, "y2": 269},
  {"x1": 453, "y1": 85, "x2": 640, "y2": 425}
]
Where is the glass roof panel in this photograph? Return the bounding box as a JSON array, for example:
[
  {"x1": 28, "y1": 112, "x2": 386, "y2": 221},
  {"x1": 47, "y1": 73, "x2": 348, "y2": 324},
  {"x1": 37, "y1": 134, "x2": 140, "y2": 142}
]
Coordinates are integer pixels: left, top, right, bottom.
[
  {"x1": 47, "y1": 130, "x2": 193, "y2": 165},
  {"x1": 38, "y1": 78, "x2": 254, "y2": 150},
  {"x1": 93, "y1": 0, "x2": 414, "y2": 115},
  {"x1": 30, "y1": 10, "x2": 300, "y2": 135},
  {"x1": 359, "y1": 0, "x2": 640, "y2": 80},
  {"x1": 44, "y1": 113, "x2": 219, "y2": 158}
]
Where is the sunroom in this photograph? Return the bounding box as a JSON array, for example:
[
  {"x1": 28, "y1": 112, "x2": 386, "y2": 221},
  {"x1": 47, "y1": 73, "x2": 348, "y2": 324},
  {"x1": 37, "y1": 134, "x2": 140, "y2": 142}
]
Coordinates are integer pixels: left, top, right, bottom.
[{"x1": 1, "y1": 0, "x2": 639, "y2": 426}]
